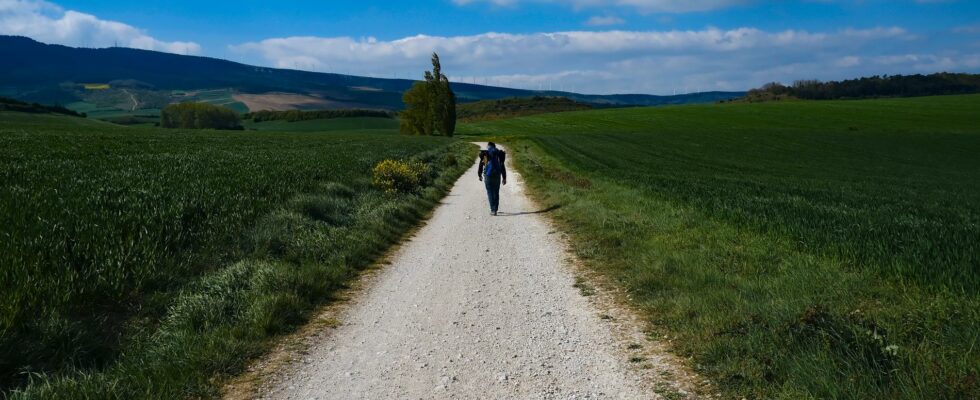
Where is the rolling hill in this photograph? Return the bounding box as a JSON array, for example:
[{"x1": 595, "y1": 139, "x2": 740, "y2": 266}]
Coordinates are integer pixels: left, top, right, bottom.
[{"x1": 0, "y1": 36, "x2": 743, "y2": 114}]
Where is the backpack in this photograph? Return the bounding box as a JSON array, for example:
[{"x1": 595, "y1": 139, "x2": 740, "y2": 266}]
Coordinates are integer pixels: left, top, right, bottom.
[{"x1": 485, "y1": 148, "x2": 505, "y2": 177}]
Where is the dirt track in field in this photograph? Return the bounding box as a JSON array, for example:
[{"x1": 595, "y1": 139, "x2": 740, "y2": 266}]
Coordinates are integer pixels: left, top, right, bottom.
[{"x1": 228, "y1": 144, "x2": 706, "y2": 399}]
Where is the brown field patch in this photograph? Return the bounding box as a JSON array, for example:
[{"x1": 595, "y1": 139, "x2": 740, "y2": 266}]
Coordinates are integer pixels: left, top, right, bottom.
[
  {"x1": 233, "y1": 92, "x2": 347, "y2": 112},
  {"x1": 349, "y1": 86, "x2": 383, "y2": 92}
]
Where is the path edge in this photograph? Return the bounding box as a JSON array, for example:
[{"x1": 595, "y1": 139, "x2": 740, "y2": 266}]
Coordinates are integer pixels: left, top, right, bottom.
[
  {"x1": 221, "y1": 144, "x2": 481, "y2": 399},
  {"x1": 502, "y1": 140, "x2": 720, "y2": 400}
]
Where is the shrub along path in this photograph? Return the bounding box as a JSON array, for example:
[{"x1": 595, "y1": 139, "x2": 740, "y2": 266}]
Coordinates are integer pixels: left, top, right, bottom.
[{"x1": 242, "y1": 144, "x2": 701, "y2": 399}]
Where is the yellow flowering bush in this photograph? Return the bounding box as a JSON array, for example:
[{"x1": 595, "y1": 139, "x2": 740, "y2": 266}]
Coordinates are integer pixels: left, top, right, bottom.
[{"x1": 372, "y1": 159, "x2": 431, "y2": 194}]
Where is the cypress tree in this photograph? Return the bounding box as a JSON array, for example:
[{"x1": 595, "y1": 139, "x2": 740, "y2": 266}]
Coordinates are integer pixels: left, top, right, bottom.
[{"x1": 401, "y1": 53, "x2": 456, "y2": 136}]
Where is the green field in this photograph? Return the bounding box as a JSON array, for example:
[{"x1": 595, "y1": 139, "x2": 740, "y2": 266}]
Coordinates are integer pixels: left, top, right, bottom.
[
  {"x1": 461, "y1": 95, "x2": 980, "y2": 399},
  {"x1": 243, "y1": 116, "x2": 399, "y2": 132},
  {"x1": 0, "y1": 112, "x2": 471, "y2": 398},
  {"x1": 64, "y1": 88, "x2": 249, "y2": 122},
  {"x1": 177, "y1": 88, "x2": 250, "y2": 114},
  {"x1": 66, "y1": 101, "x2": 159, "y2": 120}
]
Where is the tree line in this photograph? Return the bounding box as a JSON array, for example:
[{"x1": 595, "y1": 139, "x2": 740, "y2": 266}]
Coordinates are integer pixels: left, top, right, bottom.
[
  {"x1": 400, "y1": 53, "x2": 456, "y2": 136},
  {"x1": 456, "y1": 96, "x2": 592, "y2": 122},
  {"x1": 160, "y1": 103, "x2": 242, "y2": 130},
  {"x1": 743, "y1": 73, "x2": 980, "y2": 101},
  {"x1": 246, "y1": 109, "x2": 394, "y2": 122},
  {"x1": 0, "y1": 96, "x2": 86, "y2": 117}
]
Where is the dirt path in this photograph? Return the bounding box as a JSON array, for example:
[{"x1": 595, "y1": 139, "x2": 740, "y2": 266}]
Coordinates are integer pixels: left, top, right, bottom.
[
  {"x1": 121, "y1": 89, "x2": 138, "y2": 111},
  {"x1": 243, "y1": 144, "x2": 704, "y2": 399}
]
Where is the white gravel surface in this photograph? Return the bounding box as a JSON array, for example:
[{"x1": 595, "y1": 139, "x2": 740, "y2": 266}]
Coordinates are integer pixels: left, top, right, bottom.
[{"x1": 261, "y1": 144, "x2": 655, "y2": 399}]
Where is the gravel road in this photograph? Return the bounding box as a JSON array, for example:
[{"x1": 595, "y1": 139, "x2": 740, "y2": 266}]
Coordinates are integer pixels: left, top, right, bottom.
[{"x1": 260, "y1": 144, "x2": 658, "y2": 399}]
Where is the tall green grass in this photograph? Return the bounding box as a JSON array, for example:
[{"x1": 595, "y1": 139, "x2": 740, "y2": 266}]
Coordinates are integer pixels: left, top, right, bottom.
[
  {"x1": 461, "y1": 95, "x2": 980, "y2": 399},
  {"x1": 0, "y1": 112, "x2": 473, "y2": 398}
]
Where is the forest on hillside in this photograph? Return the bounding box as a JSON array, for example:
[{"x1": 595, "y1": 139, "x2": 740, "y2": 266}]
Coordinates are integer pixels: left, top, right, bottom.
[
  {"x1": 0, "y1": 96, "x2": 86, "y2": 117},
  {"x1": 457, "y1": 96, "x2": 592, "y2": 122},
  {"x1": 741, "y1": 73, "x2": 980, "y2": 101}
]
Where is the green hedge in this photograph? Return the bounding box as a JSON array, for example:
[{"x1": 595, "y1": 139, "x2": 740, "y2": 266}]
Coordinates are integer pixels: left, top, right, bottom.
[{"x1": 161, "y1": 103, "x2": 242, "y2": 130}]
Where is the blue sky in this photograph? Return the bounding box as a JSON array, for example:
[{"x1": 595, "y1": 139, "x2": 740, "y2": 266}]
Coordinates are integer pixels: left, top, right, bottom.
[{"x1": 3, "y1": 0, "x2": 979, "y2": 94}]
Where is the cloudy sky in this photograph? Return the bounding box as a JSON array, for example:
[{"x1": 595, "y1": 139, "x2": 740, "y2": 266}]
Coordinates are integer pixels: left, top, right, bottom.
[{"x1": 2, "y1": 0, "x2": 979, "y2": 94}]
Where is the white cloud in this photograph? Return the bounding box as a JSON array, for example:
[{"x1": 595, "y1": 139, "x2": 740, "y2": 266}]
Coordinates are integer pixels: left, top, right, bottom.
[
  {"x1": 452, "y1": 0, "x2": 751, "y2": 13},
  {"x1": 585, "y1": 15, "x2": 626, "y2": 26},
  {"x1": 226, "y1": 26, "x2": 980, "y2": 95},
  {"x1": 0, "y1": 0, "x2": 200, "y2": 54},
  {"x1": 953, "y1": 24, "x2": 980, "y2": 34}
]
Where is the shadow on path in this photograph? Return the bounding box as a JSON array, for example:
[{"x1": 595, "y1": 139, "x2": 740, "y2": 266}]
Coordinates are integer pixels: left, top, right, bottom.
[{"x1": 496, "y1": 205, "x2": 561, "y2": 217}]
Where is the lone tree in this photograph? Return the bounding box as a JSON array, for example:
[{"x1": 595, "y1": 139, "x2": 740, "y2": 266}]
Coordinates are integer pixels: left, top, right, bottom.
[{"x1": 401, "y1": 53, "x2": 456, "y2": 136}]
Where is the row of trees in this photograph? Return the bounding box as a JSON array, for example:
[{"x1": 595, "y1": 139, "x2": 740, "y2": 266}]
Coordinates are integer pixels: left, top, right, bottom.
[
  {"x1": 0, "y1": 96, "x2": 86, "y2": 117},
  {"x1": 160, "y1": 103, "x2": 242, "y2": 130},
  {"x1": 456, "y1": 96, "x2": 592, "y2": 122},
  {"x1": 246, "y1": 109, "x2": 394, "y2": 122},
  {"x1": 400, "y1": 53, "x2": 457, "y2": 136},
  {"x1": 744, "y1": 73, "x2": 980, "y2": 101}
]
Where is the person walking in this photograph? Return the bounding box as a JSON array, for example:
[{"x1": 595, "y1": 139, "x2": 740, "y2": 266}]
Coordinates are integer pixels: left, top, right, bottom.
[{"x1": 478, "y1": 142, "x2": 507, "y2": 216}]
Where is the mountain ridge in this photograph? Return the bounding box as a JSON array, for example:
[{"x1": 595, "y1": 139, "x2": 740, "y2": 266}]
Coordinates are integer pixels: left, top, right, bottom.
[{"x1": 0, "y1": 36, "x2": 744, "y2": 112}]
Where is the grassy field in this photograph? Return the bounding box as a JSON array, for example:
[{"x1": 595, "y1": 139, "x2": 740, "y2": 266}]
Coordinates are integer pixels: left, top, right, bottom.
[
  {"x1": 178, "y1": 89, "x2": 250, "y2": 114},
  {"x1": 243, "y1": 117, "x2": 399, "y2": 132},
  {"x1": 0, "y1": 112, "x2": 472, "y2": 398},
  {"x1": 63, "y1": 88, "x2": 250, "y2": 123},
  {"x1": 460, "y1": 95, "x2": 980, "y2": 399}
]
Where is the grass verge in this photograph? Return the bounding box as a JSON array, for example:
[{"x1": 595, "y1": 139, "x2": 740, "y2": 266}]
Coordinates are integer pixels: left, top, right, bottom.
[
  {"x1": 1, "y1": 112, "x2": 474, "y2": 398},
  {"x1": 460, "y1": 95, "x2": 979, "y2": 399}
]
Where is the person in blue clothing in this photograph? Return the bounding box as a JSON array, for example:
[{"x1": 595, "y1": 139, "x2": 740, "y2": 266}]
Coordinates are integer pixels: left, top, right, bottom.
[{"x1": 478, "y1": 142, "x2": 507, "y2": 216}]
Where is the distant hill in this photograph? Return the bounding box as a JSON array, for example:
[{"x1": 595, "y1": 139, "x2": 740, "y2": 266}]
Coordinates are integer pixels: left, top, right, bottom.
[
  {"x1": 0, "y1": 36, "x2": 744, "y2": 114},
  {"x1": 736, "y1": 73, "x2": 980, "y2": 102},
  {"x1": 457, "y1": 96, "x2": 592, "y2": 122}
]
